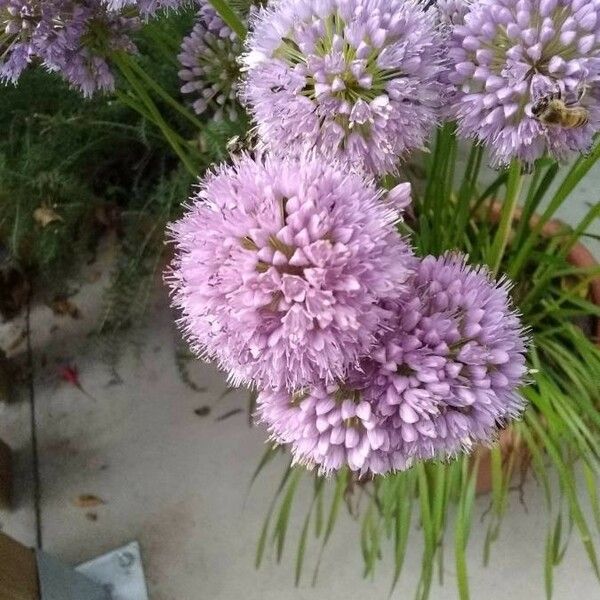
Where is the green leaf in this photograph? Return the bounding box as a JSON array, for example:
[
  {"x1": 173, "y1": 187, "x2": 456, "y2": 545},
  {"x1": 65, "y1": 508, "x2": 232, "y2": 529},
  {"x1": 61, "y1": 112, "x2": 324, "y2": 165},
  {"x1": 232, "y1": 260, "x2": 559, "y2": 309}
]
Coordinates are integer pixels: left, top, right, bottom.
[
  {"x1": 247, "y1": 445, "x2": 279, "y2": 494},
  {"x1": 255, "y1": 461, "x2": 294, "y2": 569},
  {"x1": 273, "y1": 469, "x2": 302, "y2": 562},
  {"x1": 207, "y1": 0, "x2": 247, "y2": 39},
  {"x1": 312, "y1": 469, "x2": 349, "y2": 585},
  {"x1": 389, "y1": 472, "x2": 415, "y2": 595},
  {"x1": 509, "y1": 140, "x2": 600, "y2": 278},
  {"x1": 295, "y1": 479, "x2": 323, "y2": 586},
  {"x1": 526, "y1": 411, "x2": 600, "y2": 580},
  {"x1": 455, "y1": 456, "x2": 479, "y2": 600}
]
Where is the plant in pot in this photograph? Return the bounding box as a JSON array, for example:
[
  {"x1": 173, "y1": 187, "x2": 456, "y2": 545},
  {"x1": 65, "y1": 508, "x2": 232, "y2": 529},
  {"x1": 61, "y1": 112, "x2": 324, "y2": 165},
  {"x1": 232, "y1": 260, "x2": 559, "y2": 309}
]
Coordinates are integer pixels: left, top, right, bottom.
[{"x1": 2, "y1": 0, "x2": 599, "y2": 599}]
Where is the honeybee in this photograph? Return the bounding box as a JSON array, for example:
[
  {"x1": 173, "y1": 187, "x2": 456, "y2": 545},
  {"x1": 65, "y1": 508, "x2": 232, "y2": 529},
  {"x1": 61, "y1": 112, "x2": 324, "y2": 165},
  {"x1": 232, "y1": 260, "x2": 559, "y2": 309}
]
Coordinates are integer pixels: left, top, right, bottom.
[
  {"x1": 531, "y1": 87, "x2": 589, "y2": 129},
  {"x1": 226, "y1": 128, "x2": 259, "y2": 155}
]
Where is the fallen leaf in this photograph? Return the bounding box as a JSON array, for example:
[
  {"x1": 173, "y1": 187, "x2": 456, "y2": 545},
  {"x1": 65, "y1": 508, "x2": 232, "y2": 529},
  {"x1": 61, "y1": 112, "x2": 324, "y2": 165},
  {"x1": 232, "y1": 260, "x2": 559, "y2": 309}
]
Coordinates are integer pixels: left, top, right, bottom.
[
  {"x1": 73, "y1": 494, "x2": 105, "y2": 508},
  {"x1": 51, "y1": 297, "x2": 81, "y2": 319},
  {"x1": 33, "y1": 206, "x2": 63, "y2": 228},
  {"x1": 194, "y1": 406, "x2": 211, "y2": 417},
  {"x1": 59, "y1": 365, "x2": 80, "y2": 387},
  {"x1": 7, "y1": 329, "x2": 26, "y2": 352},
  {"x1": 58, "y1": 365, "x2": 98, "y2": 401}
]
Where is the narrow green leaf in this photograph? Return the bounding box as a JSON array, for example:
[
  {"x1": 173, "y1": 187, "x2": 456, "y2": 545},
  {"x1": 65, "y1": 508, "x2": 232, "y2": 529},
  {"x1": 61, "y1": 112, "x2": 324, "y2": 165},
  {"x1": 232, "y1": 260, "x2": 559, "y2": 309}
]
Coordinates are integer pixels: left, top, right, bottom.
[
  {"x1": 207, "y1": 0, "x2": 247, "y2": 39},
  {"x1": 255, "y1": 461, "x2": 294, "y2": 569},
  {"x1": 389, "y1": 473, "x2": 415, "y2": 595},
  {"x1": 295, "y1": 479, "x2": 323, "y2": 586},
  {"x1": 312, "y1": 469, "x2": 349, "y2": 585},
  {"x1": 526, "y1": 411, "x2": 600, "y2": 580},
  {"x1": 545, "y1": 528, "x2": 554, "y2": 600},
  {"x1": 273, "y1": 469, "x2": 302, "y2": 562},
  {"x1": 247, "y1": 445, "x2": 278, "y2": 494}
]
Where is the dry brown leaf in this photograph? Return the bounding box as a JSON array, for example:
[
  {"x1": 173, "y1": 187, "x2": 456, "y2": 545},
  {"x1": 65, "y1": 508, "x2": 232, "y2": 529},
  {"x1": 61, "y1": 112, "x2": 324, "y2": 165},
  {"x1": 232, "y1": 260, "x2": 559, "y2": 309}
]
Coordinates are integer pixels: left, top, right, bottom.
[
  {"x1": 73, "y1": 494, "x2": 105, "y2": 508},
  {"x1": 51, "y1": 297, "x2": 81, "y2": 319},
  {"x1": 33, "y1": 206, "x2": 63, "y2": 227}
]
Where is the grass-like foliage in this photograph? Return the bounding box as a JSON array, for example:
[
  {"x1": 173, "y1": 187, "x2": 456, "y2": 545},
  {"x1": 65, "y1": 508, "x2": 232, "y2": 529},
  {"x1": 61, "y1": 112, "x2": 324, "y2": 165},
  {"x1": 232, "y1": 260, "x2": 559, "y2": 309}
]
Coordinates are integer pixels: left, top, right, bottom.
[{"x1": 252, "y1": 127, "x2": 600, "y2": 599}]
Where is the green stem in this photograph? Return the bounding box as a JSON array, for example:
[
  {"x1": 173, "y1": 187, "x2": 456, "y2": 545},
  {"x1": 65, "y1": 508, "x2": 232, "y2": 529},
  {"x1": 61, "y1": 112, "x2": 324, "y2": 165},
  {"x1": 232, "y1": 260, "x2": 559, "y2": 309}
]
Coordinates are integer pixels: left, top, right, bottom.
[
  {"x1": 113, "y1": 54, "x2": 199, "y2": 176},
  {"x1": 488, "y1": 160, "x2": 525, "y2": 276},
  {"x1": 454, "y1": 143, "x2": 484, "y2": 246},
  {"x1": 208, "y1": 0, "x2": 247, "y2": 40},
  {"x1": 122, "y1": 54, "x2": 206, "y2": 131}
]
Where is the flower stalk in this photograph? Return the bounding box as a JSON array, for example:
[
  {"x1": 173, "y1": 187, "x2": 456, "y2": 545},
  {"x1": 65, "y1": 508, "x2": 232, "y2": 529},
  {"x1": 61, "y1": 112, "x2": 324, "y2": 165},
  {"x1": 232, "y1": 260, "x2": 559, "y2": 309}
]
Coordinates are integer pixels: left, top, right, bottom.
[{"x1": 488, "y1": 160, "x2": 526, "y2": 276}]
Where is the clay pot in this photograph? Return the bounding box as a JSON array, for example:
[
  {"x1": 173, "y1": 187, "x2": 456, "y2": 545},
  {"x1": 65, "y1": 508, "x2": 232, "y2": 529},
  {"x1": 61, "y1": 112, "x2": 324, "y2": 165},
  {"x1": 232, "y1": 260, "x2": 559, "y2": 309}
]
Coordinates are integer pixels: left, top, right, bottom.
[
  {"x1": 489, "y1": 204, "x2": 600, "y2": 335},
  {"x1": 475, "y1": 206, "x2": 600, "y2": 493}
]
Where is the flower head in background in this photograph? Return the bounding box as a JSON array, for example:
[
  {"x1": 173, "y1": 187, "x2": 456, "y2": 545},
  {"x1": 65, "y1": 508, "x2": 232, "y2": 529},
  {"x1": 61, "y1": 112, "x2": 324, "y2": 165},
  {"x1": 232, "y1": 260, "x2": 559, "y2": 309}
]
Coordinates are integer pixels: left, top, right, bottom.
[
  {"x1": 241, "y1": 0, "x2": 448, "y2": 175},
  {"x1": 447, "y1": 0, "x2": 600, "y2": 166},
  {"x1": 1, "y1": 0, "x2": 139, "y2": 95},
  {"x1": 178, "y1": 0, "x2": 243, "y2": 119},
  {"x1": 167, "y1": 154, "x2": 415, "y2": 390},
  {"x1": 58, "y1": 3, "x2": 139, "y2": 97},
  {"x1": 366, "y1": 254, "x2": 529, "y2": 464},
  {"x1": 1, "y1": 0, "x2": 63, "y2": 82}
]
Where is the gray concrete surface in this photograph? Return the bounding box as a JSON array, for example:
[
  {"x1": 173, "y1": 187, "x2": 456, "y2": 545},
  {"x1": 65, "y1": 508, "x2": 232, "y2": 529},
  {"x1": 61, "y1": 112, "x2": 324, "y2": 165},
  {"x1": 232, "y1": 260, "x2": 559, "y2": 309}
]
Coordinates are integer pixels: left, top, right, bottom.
[{"x1": 0, "y1": 170, "x2": 598, "y2": 599}]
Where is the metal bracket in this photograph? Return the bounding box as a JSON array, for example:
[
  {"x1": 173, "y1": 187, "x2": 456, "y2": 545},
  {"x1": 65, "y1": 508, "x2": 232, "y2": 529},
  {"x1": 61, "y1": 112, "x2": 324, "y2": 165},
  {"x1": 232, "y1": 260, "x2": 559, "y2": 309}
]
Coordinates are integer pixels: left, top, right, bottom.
[
  {"x1": 36, "y1": 541, "x2": 148, "y2": 600},
  {"x1": 76, "y1": 542, "x2": 149, "y2": 600},
  {"x1": 36, "y1": 550, "x2": 110, "y2": 600}
]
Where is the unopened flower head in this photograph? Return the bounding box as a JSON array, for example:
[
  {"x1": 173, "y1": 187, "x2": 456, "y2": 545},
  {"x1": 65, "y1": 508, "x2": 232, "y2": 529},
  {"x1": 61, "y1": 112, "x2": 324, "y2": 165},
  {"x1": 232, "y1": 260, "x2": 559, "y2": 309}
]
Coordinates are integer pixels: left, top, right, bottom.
[
  {"x1": 241, "y1": 0, "x2": 448, "y2": 175},
  {"x1": 167, "y1": 154, "x2": 415, "y2": 390},
  {"x1": 178, "y1": 1, "x2": 243, "y2": 119},
  {"x1": 447, "y1": 0, "x2": 600, "y2": 166}
]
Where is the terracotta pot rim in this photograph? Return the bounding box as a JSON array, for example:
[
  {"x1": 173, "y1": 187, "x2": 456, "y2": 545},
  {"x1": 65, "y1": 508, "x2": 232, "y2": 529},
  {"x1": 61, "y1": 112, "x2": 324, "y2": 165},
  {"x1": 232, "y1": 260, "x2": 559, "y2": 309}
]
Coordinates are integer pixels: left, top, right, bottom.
[
  {"x1": 488, "y1": 202, "x2": 600, "y2": 342},
  {"x1": 476, "y1": 204, "x2": 599, "y2": 493}
]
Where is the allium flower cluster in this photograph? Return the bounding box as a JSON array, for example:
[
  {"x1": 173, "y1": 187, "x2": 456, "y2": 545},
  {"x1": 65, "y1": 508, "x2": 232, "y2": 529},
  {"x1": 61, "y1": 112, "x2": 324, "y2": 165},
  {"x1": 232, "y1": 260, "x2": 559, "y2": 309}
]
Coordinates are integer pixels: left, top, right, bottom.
[
  {"x1": 256, "y1": 254, "x2": 529, "y2": 476},
  {"x1": 241, "y1": 0, "x2": 448, "y2": 175},
  {"x1": 447, "y1": 0, "x2": 600, "y2": 166},
  {"x1": 178, "y1": 0, "x2": 243, "y2": 119},
  {"x1": 1, "y1": 0, "x2": 139, "y2": 95},
  {"x1": 167, "y1": 154, "x2": 415, "y2": 391}
]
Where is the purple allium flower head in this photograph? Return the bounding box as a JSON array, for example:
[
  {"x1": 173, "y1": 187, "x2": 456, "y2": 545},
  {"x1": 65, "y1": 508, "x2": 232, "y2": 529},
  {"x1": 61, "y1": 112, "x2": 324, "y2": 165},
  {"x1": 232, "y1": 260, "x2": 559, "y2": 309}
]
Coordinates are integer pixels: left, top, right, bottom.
[
  {"x1": 1, "y1": 1, "x2": 138, "y2": 95},
  {"x1": 178, "y1": 0, "x2": 243, "y2": 119},
  {"x1": 56, "y1": 2, "x2": 139, "y2": 97},
  {"x1": 1, "y1": 0, "x2": 63, "y2": 82},
  {"x1": 241, "y1": 0, "x2": 449, "y2": 176},
  {"x1": 256, "y1": 376, "x2": 412, "y2": 476},
  {"x1": 366, "y1": 253, "x2": 529, "y2": 463},
  {"x1": 167, "y1": 154, "x2": 415, "y2": 390},
  {"x1": 447, "y1": 0, "x2": 600, "y2": 166}
]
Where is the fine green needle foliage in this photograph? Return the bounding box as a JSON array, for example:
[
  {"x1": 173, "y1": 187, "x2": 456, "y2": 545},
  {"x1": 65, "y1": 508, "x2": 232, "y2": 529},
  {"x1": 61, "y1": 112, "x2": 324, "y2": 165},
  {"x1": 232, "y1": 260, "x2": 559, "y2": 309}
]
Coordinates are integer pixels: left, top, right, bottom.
[{"x1": 0, "y1": 69, "x2": 172, "y2": 300}]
